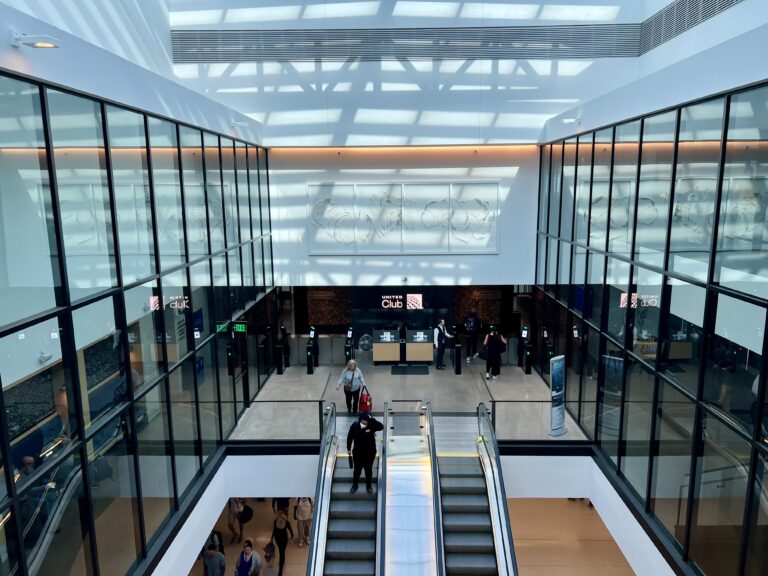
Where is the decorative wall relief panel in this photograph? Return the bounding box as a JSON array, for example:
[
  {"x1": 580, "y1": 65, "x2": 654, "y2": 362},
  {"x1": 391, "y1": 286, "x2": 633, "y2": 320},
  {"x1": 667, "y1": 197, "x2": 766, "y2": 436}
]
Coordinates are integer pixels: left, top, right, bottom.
[
  {"x1": 403, "y1": 183, "x2": 451, "y2": 253},
  {"x1": 450, "y1": 183, "x2": 498, "y2": 252},
  {"x1": 355, "y1": 184, "x2": 403, "y2": 253},
  {"x1": 308, "y1": 181, "x2": 499, "y2": 255},
  {"x1": 308, "y1": 183, "x2": 355, "y2": 254}
]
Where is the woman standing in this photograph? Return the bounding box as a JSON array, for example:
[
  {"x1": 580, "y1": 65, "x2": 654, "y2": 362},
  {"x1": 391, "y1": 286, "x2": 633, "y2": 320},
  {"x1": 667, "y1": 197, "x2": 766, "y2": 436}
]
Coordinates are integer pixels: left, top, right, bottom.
[
  {"x1": 227, "y1": 497, "x2": 244, "y2": 544},
  {"x1": 235, "y1": 539, "x2": 262, "y2": 576},
  {"x1": 484, "y1": 326, "x2": 508, "y2": 380},
  {"x1": 336, "y1": 359, "x2": 365, "y2": 414},
  {"x1": 271, "y1": 509, "x2": 294, "y2": 576}
]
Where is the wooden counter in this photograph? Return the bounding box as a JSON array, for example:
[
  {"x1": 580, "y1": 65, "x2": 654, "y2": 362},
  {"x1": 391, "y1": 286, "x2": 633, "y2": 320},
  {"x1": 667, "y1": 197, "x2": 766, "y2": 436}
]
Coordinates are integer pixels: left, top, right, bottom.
[
  {"x1": 372, "y1": 342, "x2": 401, "y2": 363},
  {"x1": 406, "y1": 342, "x2": 434, "y2": 362}
]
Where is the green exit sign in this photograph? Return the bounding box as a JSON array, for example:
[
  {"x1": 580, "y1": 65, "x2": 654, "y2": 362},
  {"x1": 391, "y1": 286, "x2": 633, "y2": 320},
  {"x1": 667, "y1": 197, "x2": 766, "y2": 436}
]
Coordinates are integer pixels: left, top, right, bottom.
[{"x1": 233, "y1": 322, "x2": 247, "y2": 333}]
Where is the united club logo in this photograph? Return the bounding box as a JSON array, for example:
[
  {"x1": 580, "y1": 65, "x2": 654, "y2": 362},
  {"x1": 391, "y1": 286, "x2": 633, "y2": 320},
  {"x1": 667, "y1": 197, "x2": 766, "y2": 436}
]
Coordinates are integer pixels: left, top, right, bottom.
[{"x1": 406, "y1": 294, "x2": 423, "y2": 310}]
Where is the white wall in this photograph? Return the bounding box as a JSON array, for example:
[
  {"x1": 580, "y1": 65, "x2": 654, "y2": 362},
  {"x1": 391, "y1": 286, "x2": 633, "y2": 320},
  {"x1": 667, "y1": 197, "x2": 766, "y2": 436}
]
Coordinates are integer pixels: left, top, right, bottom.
[
  {"x1": 0, "y1": 3, "x2": 263, "y2": 144},
  {"x1": 0, "y1": 0, "x2": 173, "y2": 76},
  {"x1": 269, "y1": 145, "x2": 539, "y2": 286},
  {"x1": 502, "y1": 455, "x2": 676, "y2": 576},
  {"x1": 152, "y1": 454, "x2": 317, "y2": 576},
  {"x1": 544, "y1": 0, "x2": 768, "y2": 142}
]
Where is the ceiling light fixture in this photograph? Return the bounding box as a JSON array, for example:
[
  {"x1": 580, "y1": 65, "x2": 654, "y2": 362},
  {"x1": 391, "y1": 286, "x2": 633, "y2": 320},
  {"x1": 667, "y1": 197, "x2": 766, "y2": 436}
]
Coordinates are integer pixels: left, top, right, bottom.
[{"x1": 10, "y1": 28, "x2": 59, "y2": 49}]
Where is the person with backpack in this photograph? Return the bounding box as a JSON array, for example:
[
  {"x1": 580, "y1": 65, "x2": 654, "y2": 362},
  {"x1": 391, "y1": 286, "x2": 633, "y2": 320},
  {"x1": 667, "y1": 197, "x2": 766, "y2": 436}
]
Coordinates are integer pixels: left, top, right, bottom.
[
  {"x1": 483, "y1": 325, "x2": 508, "y2": 380},
  {"x1": 336, "y1": 359, "x2": 365, "y2": 414},
  {"x1": 464, "y1": 309, "x2": 481, "y2": 363},
  {"x1": 347, "y1": 412, "x2": 384, "y2": 494},
  {"x1": 294, "y1": 497, "x2": 313, "y2": 547}
]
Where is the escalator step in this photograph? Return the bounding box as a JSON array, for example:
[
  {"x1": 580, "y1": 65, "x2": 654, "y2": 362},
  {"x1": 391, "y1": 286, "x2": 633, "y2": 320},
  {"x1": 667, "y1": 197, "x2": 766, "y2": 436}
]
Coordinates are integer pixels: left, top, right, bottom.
[
  {"x1": 333, "y1": 466, "x2": 379, "y2": 481},
  {"x1": 442, "y1": 494, "x2": 490, "y2": 513},
  {"x1": 438, "y1": 456, "x2": 480, "y2": 467},
  {"x1": 444, "y1": 532, "x2": 495, "y2": 554},
  {"x1": 443, "y1": 513, "x2": 492, "y2": 533},
  {"x1": 327, "y1": 518, "x2": 377, "y2": 539},
  {"x1": 438, "y1": 463, "x2": 484, "y2": 477},
  {"x1": 324, "y1": 560, "x2": 375, "y2": 576},
  {"x1": 445, "y1": 553, "x2": 498, "y2": 575},
  {"x1": 325, "y1": 538, "x2": 376, "y2": 560},
  {"x1": 329, "y1": 500, "x2": 377, "y2": 519},
  {"x1": 440, "y1": 477, "x2": 487, "y2": 494},
  {"x1": 331, "y1": 482, "x2": 378, "y2": 500}
]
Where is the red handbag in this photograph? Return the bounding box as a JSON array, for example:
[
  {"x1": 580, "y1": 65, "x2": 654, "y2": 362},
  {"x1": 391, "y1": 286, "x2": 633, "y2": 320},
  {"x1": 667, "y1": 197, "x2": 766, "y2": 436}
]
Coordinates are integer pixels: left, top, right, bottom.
[{"x1": 358, "y1": 386, "x2": 372, "y2": 413}]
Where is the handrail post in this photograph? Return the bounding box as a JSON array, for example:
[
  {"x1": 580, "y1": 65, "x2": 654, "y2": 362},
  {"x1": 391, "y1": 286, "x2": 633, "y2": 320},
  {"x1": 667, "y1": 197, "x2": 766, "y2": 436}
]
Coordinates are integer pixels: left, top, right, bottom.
[{"x1": 492, "y1": 400, "x2": 497, "y2": 429}]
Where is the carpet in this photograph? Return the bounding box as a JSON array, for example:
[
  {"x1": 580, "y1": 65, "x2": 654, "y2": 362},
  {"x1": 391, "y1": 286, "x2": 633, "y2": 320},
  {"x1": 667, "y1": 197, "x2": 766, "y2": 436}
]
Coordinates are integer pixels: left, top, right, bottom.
[{"x1": 391, "y1": 365, "x2": 430, "y2": 376}]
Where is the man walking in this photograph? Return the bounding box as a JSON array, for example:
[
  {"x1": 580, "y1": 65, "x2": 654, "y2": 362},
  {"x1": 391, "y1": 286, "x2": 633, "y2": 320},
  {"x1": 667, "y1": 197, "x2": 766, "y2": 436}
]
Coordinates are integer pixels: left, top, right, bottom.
[
  {"x1": 433, "y1": 319, "x2": 453, "y2": 370},
  {"x1": 464, "y1": 308, "x2": 481, "y2": 362}
]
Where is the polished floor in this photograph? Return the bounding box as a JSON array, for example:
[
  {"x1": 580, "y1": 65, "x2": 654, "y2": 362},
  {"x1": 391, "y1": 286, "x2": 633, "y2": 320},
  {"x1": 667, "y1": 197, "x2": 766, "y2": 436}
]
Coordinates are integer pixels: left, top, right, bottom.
[{"x1": 508, "y1": 498, "x2": 635, "y2": 576}]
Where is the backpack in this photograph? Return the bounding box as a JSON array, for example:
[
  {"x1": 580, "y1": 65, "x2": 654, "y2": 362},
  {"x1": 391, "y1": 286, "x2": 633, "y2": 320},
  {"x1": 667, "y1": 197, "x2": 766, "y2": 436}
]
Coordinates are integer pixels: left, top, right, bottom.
[
  {"x1": 465, "y1": 316, "x2": 478, "y2": 333},
  {"x1": 359, "y1": 386, "x2": 372, "y2": 413},
  {"x1": 238, "y1": 503, "x2": 254, "y2": 524}
]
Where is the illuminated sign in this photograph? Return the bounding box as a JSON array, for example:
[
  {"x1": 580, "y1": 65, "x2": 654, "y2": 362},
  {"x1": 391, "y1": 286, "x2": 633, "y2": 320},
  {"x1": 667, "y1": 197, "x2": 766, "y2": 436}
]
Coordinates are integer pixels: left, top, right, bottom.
[
  {"x1": 233, "y1": 323, "x2": 247, "y2": 333},
  {"x1": 149, "y1": 295, "x2": 190, "y2": 311},
  {"x1": 619, "y1": 293, "x2": 659, "y2": 309},
  {"x1": 406, "y1": 293, "x2": 423, "y2": 309},
  {"x1": 381, "y1": 294, "x2": 423, "y2": 309},
  {"x1": 381, "y1": 295, "x2": 403, "y2": 309}
]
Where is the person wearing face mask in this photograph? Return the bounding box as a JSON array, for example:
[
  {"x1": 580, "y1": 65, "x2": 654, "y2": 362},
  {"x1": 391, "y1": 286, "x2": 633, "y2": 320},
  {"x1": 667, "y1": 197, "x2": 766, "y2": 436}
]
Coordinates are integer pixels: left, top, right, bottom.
[{"x1": 346, "y1": 412, "x2": 384, "y2": 494}]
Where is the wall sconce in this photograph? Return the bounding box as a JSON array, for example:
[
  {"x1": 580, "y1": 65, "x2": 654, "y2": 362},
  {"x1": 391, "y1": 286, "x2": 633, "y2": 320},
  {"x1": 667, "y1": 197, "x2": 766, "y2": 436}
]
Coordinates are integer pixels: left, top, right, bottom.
[{"x1": 10, "y1": 28, "x2": 59, "y2": 49}]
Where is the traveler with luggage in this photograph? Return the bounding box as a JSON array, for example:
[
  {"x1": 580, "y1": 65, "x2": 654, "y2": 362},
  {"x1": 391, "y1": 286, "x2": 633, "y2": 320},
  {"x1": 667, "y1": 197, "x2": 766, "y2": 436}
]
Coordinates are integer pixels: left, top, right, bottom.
[{"x1": 336, "y1": 359, "x2": 365, "y2": 414}]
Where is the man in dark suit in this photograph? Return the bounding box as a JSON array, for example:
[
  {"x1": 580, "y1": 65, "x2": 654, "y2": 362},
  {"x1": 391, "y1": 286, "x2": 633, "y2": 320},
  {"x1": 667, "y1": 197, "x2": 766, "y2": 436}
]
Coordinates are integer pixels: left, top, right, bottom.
[
  {"x1": 433, "y1": 318, "x2": 453, "y2": 370},
  {"x1": 347, "y1": 412, "x2": 384, "y2": 494}
]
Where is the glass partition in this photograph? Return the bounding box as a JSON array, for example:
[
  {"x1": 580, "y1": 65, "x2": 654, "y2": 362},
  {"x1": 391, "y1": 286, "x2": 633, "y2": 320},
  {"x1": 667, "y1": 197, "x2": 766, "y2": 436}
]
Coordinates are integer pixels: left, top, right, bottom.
[
  {"x1": 620, "y1": 362, "x2": 655, "y2": 501},
  {"x1": 590, "y1": 128, "x2": 613, "y2": 250},
  {"x1": 549, "y1": 142, "x2": 563, "y2": 236},
  {"x1": 561, "y1": 138, "x2": 577, "y2": 242},
  {"x1": 539, "y1": 145, "x2": 551, "y2": 234},
  {"x1": 574, "y1": 133, "x2": 593, "y2": 244},
  {"x1": 608, "y1": 121, "x2": 640, "y2": 257},
  {"x1": 179, "y1": 126, "x2": 208, "y2": 257}
]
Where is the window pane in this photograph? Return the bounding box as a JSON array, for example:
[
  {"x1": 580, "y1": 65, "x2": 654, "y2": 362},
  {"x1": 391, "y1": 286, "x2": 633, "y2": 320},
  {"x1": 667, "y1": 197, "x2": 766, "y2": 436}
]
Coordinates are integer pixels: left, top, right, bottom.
[
  {"x1": 180, "y1": 126, "x2": 208, "y2": 257},
  {"x1": 631, "y1": 266, "x2": 663, "y2": 367},
  {"x1": 248, "y1": 145, "x2": 262, "y2": 237},
  {"x1": 548, "y1": 142, "x2": 563, "y2": 236},
  {"x1": 190, "y1": 260, "x2": 213, "y2": 344},
  {"x1": 574, "y1": 134, "x2": 593, "y2": 244},
  {"x1": 567, "y1": 320, "x2": 584, "y2": 418},
  {"x1": 745, "y1": 451, "x2": 768, "y2": 575},
  {"x1": 213, "y1": 255, "x2": 228, "y2": 321},
  {"x1": 668, "y1": 99, "x2": 724, "y2": 281},
  {"x1": 217, "y1": 336, "x2": 236, "y2": 438},
  {"x1": 715, "y1": 85, "x2": 768, "y2": 299},
  {"x1": 22, "y1": 451, "x2": 94, "y2": 575},
  {"x1": 228, "y1": 249, "x2": 243, "y2": 315},
  {"x1": 242, "y1": 243, "x2": 254, "y2": 301},
  {"x1": 197, "y1": 342, "x2": 219, "y2": 463},
  {"x1": 0, "y1": 508, "x2": 20, "y2": 575},
  {"x1": 689, "y1": 414, "x2": 750, "y2": 576},
  {"x1": 536, "y1": 235, "x2": 546, "y2": 285},
  {"x1": 48, "y1": 89, "x2": 117, "y2": 301},
  {"x1": 608, "y1": 121, "x2": 640, "y2": 256},
  {"x1": 169, "y1": 361, "x2": 200, "y2": 497},
  {"x1": 125, "y1": 280, "x2": 164, "y2": 390},
  {"x1": 1, "y1": 318, "x2": 77, "y2": 481},
  {"x1": 546, "y1": 237, "x2": 558, "y2": 289},
  {"x1": 586, "y1": 252, "x2": 605, "y2": 327},
  {"x1": 258, "y1": 148, "x2": 270, "y2": 236},
  {"x1": 264, "y1": 237, "x2": 274, "y2": 288},
  {"x1": 557, "y1": 241, "x2": 571, "y2": 303},
  {"x1": 539, "y1": 144, "x2": 550, "y2": 233},
  {"x1": 106, "y1": 106, "x2": 155, "y2": 284},
  {"x1": 662, "y1": 278, "x2": 706, "y2": 395},
  {"x1": 236, "y1": 142, "x2": 251, "y2": 241},
  {"x1": 560, "y1": 138, "x2": 576, "y2": 241},
  {"x1": 73, "y1": 297, "x2": 125, "y2": 426},
  {"x1": 605, "y1": 258, "x2": 630, "y2": 341},
  {"x1": 650, "y1": 381, "x2": 695, "y2": 550},
  {"x1": 149, "y1": 118, "x2": 185, "y2": 270},
  {"x1": 590, "y1": 128, "x2": 613, "y2": 250},
  {"x1": 204, "y1": 134, "x2": 225, "y2": 253},
  {"x1": 136, "y1": 381, "x2": 174, "y2": 544},
  {"x1": 704, "y1": 294, "x2": 765, "y2": 433},
  {"x1": 570, "y1": 245, "x2": 586, "y2": 314},
  {"x1": 162, "y1": 269, "x2": 190, "y2": 364},
  {"x1": 254, "y1": 239, "x2": 264, "y2": 290},
  {"x1": 598, "y1": 341, "x2": 623, "y2": 465},
  {"x1": 88, "y1": 414, "x2": 141, "y2": 575},
  {"x1": 634, "y1": 111, "x2": 676, "y2": 268},
  {"x1": 580, "y1": 327, "x2": 599, "y2": 438},
  {"x1": 620, "y1": 362, "x2": 655, "y2": 501},
  {"x1": 0, "y1": 76, "x2": 59, "y2": 327},
  {"x1": 221, "y1": 138, "x2": 238, "y2": 248}
]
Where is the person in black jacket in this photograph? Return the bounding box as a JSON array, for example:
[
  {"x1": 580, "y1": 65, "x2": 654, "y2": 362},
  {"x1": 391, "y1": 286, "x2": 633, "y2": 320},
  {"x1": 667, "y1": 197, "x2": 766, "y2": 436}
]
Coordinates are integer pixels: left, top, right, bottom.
[{"x1": 346, "y1": 412, "x2": 384, "y2": 494}]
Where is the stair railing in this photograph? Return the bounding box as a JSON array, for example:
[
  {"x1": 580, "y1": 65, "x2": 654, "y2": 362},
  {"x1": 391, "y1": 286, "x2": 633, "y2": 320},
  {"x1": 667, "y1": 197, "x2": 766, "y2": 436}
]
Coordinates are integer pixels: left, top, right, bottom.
[
  {"x1": 477, "y1": 402, "x2": 519, "y2": 576},
  {"x1": 375, "y1": 403, "x2": 389, "y2": 576},
  {"x1": 424, "y1": 402, "x2": 446, "y2": 576},
  {"x1": 306, "y1": 403, "x2": 337, "y2": 576}
]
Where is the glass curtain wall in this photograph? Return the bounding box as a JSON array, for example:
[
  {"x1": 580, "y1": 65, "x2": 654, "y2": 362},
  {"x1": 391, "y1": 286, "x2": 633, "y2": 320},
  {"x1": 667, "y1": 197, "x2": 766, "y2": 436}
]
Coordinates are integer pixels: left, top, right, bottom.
[
  {"x1": 536, "y1": 82, "x2": 768, "y2": 575},
  {"x1": 0, "y1": 70, "x2": 274, "y2": 576}
]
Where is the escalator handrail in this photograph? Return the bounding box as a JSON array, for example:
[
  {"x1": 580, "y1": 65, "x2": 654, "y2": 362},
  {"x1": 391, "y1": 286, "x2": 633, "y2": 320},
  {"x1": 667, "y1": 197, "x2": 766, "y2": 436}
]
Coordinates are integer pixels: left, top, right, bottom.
[
  {"x1": 375, "y1": 403, "x2": 388, "y2": 576},
  {"x1": 425, "y1": 403, "x2": 446, "y2": 576},
  {"x1": 477, "y1": 402, "x2": 519, "y2": 576},
  {"x1": 306, "y1": 403, "x2": 337, "y2": 576}
]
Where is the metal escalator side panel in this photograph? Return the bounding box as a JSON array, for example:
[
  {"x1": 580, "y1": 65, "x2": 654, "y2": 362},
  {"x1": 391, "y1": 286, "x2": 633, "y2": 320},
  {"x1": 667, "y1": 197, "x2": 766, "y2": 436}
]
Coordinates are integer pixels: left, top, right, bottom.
[
  {"x1": 375, "y1": 403, "x2": 388, "y2": 576},
  {"x1": 307, "y1": 402, "x2": 338, "y2": 576},
  {"x1": 426, "y1": 403, "x2": 447, "y2": 576}
]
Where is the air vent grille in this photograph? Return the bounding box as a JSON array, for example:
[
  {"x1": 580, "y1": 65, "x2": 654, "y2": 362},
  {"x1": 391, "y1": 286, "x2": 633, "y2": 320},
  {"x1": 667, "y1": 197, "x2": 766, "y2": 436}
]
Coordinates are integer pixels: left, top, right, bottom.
[{"x1": 171, "y1": 0, "x2": 745, "y2": 63}]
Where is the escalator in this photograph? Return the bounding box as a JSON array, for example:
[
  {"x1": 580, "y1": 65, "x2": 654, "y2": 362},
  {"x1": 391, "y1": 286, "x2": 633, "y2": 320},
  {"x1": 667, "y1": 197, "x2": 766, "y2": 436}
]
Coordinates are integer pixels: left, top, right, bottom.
[
  {"x1": 430, "y1": 403, "x2": 518, "y2": 576},
  {"x1": 307, "y1": 405, "x2": 388, "y2": 576}
]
